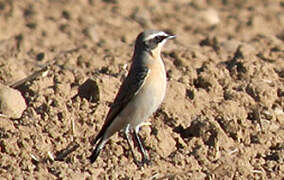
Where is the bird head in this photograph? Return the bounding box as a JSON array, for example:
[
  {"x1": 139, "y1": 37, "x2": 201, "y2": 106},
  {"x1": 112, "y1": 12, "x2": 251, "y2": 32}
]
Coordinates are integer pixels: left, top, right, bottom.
[{"x1": 134, "y1": 30, "x2": 175, "y2": 57}]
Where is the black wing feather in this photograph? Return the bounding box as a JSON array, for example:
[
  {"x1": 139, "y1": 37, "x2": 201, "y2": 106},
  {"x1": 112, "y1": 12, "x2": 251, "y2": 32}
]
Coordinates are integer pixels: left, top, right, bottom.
[{"x1": 92, "y1": 64, "x2": 149, "y2": 144}]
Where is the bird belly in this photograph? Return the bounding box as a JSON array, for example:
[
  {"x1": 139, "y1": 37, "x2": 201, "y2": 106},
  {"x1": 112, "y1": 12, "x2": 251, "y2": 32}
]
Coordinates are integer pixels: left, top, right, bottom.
[
  {"x1": 106, "y1": 61, "x2": 167, "y2": 136},
  {"x1": 120, "y1": 68, "x2": 167, "y2": 129}
]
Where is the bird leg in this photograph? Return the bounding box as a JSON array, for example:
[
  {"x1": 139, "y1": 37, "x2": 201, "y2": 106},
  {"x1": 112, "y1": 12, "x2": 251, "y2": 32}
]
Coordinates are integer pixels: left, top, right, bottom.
[
  {"x1": 124, "y1": 126, "x2": 143, "y2": 167},
  {"x1": 124, "y1": 125, "x2": 150, "y2": 166},
  {"x1": 133, "y1": 130, "x2": 151, "y2": 165}
]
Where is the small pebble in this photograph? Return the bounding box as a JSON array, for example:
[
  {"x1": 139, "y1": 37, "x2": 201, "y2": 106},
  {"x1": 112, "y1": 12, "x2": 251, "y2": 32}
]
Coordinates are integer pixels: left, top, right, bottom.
[{"x1": 0, "y1": 84, "x2": 27, "y2": 119}]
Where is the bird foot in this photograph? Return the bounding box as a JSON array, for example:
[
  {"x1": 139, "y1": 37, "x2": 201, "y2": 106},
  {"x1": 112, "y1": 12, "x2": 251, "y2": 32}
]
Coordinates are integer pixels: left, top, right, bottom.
[{"x1": 134, "y1": 157, "x2": 151, "y2": 167}]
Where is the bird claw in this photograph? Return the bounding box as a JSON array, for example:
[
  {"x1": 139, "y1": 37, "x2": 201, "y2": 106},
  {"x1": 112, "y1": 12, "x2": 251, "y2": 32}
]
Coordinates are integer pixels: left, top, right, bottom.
[
  {"x1": 134, "y1": 157, "x2": 151, "y2": 167},
  {"x1": 142, "y1": 157, "x2": 151, "y2": 166}
]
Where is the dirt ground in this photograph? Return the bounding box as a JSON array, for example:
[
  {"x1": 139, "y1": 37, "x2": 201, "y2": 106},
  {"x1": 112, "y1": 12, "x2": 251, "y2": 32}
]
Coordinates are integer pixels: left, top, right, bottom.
[{"x1": 0, "y1": 0, "x2": 283, "y2": 179}]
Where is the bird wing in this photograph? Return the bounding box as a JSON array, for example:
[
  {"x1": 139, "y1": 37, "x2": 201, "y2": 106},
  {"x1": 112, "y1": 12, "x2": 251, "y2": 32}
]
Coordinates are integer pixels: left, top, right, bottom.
[{"x1": 93, "y1": 64, "x2": 150, "y2": 144}]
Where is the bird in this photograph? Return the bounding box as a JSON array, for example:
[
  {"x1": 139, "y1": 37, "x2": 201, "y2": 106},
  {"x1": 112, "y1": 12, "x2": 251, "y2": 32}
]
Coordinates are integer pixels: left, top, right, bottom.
[{"x1": 89, "y1": 30, "x2": 175, "y2": 166}]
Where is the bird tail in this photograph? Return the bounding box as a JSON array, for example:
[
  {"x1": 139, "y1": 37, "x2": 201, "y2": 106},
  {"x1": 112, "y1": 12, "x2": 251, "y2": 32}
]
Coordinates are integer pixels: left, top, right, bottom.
[{"x1": 89, "y1": 137, "x2": 105, "y2": 163}]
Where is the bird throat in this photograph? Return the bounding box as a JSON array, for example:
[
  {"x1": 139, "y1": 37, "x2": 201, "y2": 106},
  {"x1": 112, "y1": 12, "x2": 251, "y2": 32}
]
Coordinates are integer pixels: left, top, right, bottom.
[{"x1": 148, "y1": 47, "x2": 161, "y2": 60}]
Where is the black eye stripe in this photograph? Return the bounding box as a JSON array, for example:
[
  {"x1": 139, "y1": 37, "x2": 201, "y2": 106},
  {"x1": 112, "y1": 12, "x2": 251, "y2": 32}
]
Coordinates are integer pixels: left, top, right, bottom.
[
  {"x1": 144, "y1": 35, "x2": 168, "y2": 50},
  {"x1": 155, "y1": 36, "x2": 167, "y2": 43},
  {"x1": 146, "y1": 35, "x2": 167, "y2": 45}
]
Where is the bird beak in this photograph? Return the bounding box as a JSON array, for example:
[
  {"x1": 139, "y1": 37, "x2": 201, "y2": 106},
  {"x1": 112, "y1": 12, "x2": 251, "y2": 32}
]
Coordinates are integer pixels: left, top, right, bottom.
[{"x1": 166, "y1": 34, "x2": 176, "y2": 40}]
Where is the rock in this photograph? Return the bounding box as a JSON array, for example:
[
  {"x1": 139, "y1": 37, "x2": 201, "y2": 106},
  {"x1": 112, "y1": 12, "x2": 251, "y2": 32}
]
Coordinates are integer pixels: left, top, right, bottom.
[
  {"x1": 199, "y1": 8, "x2": 220, "y2": 26},
  {"x1": 276, "y1": 29, "x2": 284, "y2": 41},
  {"x1": 0, "y1": 84, "x2": 27, "y2": 119},
  {"x1": 278, "y1": 14, "x2": 284, "y2": 26},
  {"x1": 83, "y1": 25, "x2": 100, "y2": 43},
  {"x1": 131, "y1": 8, "x2": 152, "y2": 28},
  {"x1": 221, "y1": 39, "x2": 241, "y2": 53},
  {"x1": 156, "y1": 128, "x2": 176, "y2": 157}
]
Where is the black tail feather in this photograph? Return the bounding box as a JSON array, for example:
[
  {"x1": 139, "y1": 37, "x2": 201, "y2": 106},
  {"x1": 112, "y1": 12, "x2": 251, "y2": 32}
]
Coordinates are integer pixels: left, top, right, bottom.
[{"x1": 89, "y1": 138, "x2": 104, "y2": 163}]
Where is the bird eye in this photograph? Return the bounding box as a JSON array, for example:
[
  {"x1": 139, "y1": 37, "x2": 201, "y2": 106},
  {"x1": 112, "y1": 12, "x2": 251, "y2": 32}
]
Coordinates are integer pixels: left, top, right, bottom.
[
  {"x1": 154, "y1": 36, "x2": 159, "y2": 42},
  {"x1": 155, "y1": 36, "x2": 163, "y2": 43}
]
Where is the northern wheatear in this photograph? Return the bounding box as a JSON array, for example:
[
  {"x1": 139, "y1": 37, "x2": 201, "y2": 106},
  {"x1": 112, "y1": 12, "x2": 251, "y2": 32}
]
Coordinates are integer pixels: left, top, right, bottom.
[{"x1": 89, "y1": 30, "x2": 175, "y2": 166}]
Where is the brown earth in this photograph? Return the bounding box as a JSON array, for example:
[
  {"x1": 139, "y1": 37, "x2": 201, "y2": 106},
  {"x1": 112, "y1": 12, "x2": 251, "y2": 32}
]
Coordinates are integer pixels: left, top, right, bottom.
[{"x1": 0, "y1": 0, "x2": 283, "y2": 179}]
